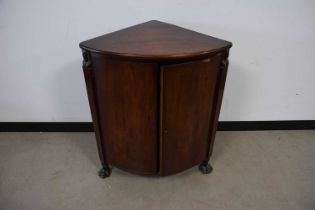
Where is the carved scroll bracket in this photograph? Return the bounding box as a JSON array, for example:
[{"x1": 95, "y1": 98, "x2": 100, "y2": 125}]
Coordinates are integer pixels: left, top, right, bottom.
[
  {"x1": 220, "y1": 58, "x2": 228, "y2": 71},
  {"x1": 219, "y1": 50, "x2": 230, "y2": 72},
  {"x1": 82, "y1": 49, "x2": 92, "y2": 69}
]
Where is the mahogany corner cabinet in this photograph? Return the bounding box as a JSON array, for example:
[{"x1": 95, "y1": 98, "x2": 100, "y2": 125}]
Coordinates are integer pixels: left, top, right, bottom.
[{"x1": 79, "y1": 20, "x2": 232, "y2": 178}]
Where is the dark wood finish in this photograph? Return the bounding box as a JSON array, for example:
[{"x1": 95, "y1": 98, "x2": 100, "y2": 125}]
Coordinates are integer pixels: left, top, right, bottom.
[
  {"x1": 80, "y1": 20, "x2": 232, "y2": 62},
  {"x1": 82, "y1": 49, "x2": 107, "y2": 168},
  {"x1": 207, "y1": 53, "x2": 229, "y2": 159},
  {"x1": 79, "y1": 20, "x2": 232, "y2": 177},
  {"x1": 160, "y1": 55, "x2": 222, "y2": 175},
  {"x1": 91, "y1": 53, "x2": 159, "y2": 174}
]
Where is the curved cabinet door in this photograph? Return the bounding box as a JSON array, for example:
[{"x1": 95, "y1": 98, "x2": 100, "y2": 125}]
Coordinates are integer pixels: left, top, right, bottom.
[
  {"x1": 160, "y1": 55, "x2": 222, "y2": 175},
  {"x1": 91, "y1": 53, "x2": 159, "y2": 174}
]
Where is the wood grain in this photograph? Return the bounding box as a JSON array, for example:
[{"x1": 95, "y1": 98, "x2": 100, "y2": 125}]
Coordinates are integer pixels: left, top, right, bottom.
[
  {"x1": 80, "y1": 20, "x2": 232, "y2": 62},
  {"x1": 91, "y1": 53, "x2": 159, "y2": 174},
  {"x1": 80, "y1": 21, "x2": 232, "y2": 177},
  {"x1": 160, "y1": 55, "x2": 222, "y2": 175}
]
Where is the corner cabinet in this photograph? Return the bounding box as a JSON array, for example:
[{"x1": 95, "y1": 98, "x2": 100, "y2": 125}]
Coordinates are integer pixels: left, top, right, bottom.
[{"x1": 79, "y1": 20, "x2": 232, "y2": 178}]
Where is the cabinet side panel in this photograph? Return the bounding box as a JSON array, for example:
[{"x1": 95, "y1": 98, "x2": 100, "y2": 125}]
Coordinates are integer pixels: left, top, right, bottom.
[
  {"x1": 91, "y1": 54, "x2": 159, "y2": 174},
  {"x1": 161, "y1": 55, "x2": 221, "y2": 175},
  {"x1": 207, "y1": 54, "x2": 229, "y2": 158},
  {"x1": 82, "y1": 51, "x2": 106, "y2": 166}
]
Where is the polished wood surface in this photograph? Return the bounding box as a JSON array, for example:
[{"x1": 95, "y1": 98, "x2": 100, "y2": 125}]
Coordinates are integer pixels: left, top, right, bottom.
[
  {"x1": 91, "y1": 53, "x2": 159, "y2": 174},
  {"x1": 80, "y1": 20, "x2": 232, "y2": 177},
  {"x1": 160, "y1": 55, "x2": 222, "y2": 175},
  {"x1": 82, "y1": 52, "x2": 106, "y2": 168},
  {"x1": 80, "y1": 20, "x2": 232, "y2": 62}
]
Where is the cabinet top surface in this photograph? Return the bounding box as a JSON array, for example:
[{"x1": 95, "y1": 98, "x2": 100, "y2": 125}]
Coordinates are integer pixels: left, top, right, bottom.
[{"x1": 79, "y1": 20, "x2": 232, "y2": 61}]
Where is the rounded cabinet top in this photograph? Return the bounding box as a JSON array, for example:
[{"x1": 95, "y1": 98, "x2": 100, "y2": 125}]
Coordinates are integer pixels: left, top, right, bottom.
[{"x1": 79, "y1": 20, "x2": 232, "y2": 62}]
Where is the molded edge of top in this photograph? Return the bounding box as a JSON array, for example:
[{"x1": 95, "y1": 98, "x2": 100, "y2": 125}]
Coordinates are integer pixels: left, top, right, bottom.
[{"x1": 79, "y1": 20, "x2": 232, "y2": 62}]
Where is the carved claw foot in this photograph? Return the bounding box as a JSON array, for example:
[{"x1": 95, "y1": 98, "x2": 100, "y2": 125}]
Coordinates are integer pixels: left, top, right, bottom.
[
  {"x1": 199, "y1": 161, "x2": 213, "y2": 174},
  {"x1": 98, "y1": 165, "x2": 111, "y2": 178}
]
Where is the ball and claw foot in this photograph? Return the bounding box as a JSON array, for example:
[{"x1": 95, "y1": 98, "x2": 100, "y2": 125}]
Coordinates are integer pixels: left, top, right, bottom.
[
  {"x1": 98, "y1": 165, "x2": 111, "y2": 178},
  {"x1": 199, "y1": 161, "x2": 213, "y2": 174}
]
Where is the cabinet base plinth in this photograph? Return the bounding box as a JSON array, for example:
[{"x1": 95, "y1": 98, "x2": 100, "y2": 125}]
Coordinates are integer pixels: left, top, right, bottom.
[
  {"x1": 98, "y1": 165, "x2": 111, "y2": 178},
  {"x1": 199, "y1": 161, "x2": 213, "y2": 174}
]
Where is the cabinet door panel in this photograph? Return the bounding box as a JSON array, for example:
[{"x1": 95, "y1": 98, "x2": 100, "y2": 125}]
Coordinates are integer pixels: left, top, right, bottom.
[
  {"x1": 91, "y1": 54, "x2": 159, "y2": 174},
  {"x1": 161, "y1": 55, "x2": 222, "y2": 175}
]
